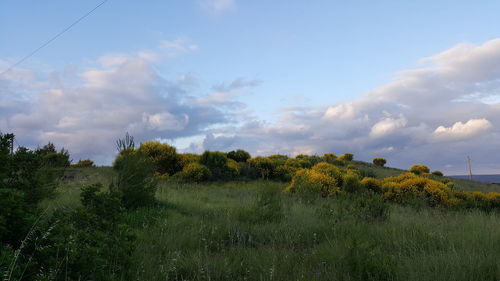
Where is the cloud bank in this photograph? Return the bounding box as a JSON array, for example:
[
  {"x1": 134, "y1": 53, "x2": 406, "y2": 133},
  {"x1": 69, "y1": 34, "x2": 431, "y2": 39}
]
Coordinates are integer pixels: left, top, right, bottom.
[{"x1": 2, "y1": 39, "x2": 500, "y2": 174}]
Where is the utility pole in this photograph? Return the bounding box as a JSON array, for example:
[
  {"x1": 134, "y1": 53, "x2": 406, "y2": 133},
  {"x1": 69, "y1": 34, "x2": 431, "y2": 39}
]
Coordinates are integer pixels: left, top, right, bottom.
[{"x1": 466, "y1": 156, "x2": 473, "y2": 181}]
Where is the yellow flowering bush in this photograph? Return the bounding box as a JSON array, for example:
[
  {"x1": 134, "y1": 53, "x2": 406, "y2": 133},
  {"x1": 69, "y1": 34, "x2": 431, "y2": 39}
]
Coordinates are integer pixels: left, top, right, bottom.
[
  {"x1": 361, "y1": 177, "x2": 383, "y2": 193},
  {"x1": 284, "y1": 169, "x2": 339, "y2": 197}
]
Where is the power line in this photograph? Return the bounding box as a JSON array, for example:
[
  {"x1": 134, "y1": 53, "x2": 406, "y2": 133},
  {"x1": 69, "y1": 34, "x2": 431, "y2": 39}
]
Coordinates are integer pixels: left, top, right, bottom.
[{"x1": 0, "y1": 0, "x2": 109, "y2": 76}]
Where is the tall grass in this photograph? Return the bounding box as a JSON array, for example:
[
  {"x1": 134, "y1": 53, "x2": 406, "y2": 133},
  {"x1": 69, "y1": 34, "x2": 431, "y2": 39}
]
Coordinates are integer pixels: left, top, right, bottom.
[{"x1": 42, "y1": 168, "x2": 500, "y2": 280}]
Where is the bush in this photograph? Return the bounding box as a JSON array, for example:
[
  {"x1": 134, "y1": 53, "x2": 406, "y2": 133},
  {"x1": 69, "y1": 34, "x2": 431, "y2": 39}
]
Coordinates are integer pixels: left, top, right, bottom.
[
  {"x1": 227, "y1": 149, "x2": 251, "y2": 163},
  {"x1": 372, "y1": 157, "x2": 387, "y2": 167},
  {"x1": 361, "y1": 177, "x2": 383, "y2": 193},
  {"x1": 312, "y1": 162, "x2": 343, "y2": 186},
  {"x1": 36, "y1": 142, "x2": 71, "y2": 167},
  {"x1": 353, "y1": 192, "x2": 390, "y2": 223},
  {"x1": 323, "y1": 152, "x2": 337, "y2": 162},
  {"x1": 338, "y1": 153, "x2": 354, "y2": 162},
  {"x1": 432, "y1": 170, "x2": 444, "y2": 177},
  {"x1": 178, "y1": 153, "x2": 201, "y2": 169},
  {"x1": 72, "y1": 159, "x2": 95, "y2": 168},
  {"x1": 137, "y1": 141, "x2": 181, "y2": 176},
  {"x1": 409, "y1": 164, "x2": 430, "y2": 175},
  {"x1": 342, "y1": 171, "x2": 362, "y2": 193},
  {"x1": 111, "y1": 152, "x2": 157, "y2": 209},
  {"x1": 248, "y1": 157, "x2": 275, "y2": 179},
  {"x1": 273, "y1": 164, "x2": 298, "y2": 182},
  {"x1": 284, "y1": 169, "x2": 339, "y2": 197},
  {"x1": 181, "y1": 163, "x2": 212, "y2": 182}
]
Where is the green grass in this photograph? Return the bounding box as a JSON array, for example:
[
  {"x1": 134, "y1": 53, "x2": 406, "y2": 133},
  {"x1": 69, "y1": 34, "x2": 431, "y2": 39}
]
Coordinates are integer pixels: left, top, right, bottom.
[{"x1": 45, "y1": 167, "x2": 500, "y2": 280}]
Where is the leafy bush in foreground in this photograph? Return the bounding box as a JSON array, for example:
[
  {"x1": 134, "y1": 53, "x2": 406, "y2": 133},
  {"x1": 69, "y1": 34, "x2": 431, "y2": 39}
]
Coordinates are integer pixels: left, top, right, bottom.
[
  {"x1": 181, "y1": 162, "x2": 212, "y2": 182},
  {"x1": 111, "y1": 152, "x2": 157, "y2": 209}
]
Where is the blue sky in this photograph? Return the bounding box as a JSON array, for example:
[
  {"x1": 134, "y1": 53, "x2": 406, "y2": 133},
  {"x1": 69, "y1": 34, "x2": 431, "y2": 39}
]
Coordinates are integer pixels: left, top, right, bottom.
[{"x1": 2, "y1": 0, "x2": 500, "y2": 174}]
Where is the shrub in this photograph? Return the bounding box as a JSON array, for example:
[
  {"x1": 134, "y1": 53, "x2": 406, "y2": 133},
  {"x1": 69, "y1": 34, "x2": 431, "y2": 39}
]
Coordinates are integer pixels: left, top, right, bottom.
[
  {"x1": 111, "y1": 152, "x2": 157, "y2": 209},
  {"x1": 226, "y1": 158, "x2": 241, "y2": 178},
  {"x1": 409, "y1": 164, "x2": 430, "y2": 175},
  {"x1": 338, "y1": 153, "x2": 354, "y2": 161},
  {"x1": 36, "y1": 142, "x2": 71, "y2": 167},
  {"x1": 137, "y1": 141, "x2": 181, "y2": 176},
  {"x1": 353, "y1": 192, "x2": 390, "y2": 223},
  {"x1": 248, "y1": 157, "x2": 275, "y2": 179},
  {"x1": 178, "y1": 153, "x2": 201, "y2": 169},
  {"x1": 72, "y1": 159, "x2": 95, "y2": 168},
  {"x1": 323, "y1": 152, "x2": 337, "y2": 162},
  {"x1": 227, "y1": 149, "x2": 251, "y2": 162},
  {"x1": 273, "y1": 164, "x2": 298, "y2": 182},
  {"x1": 361, "y1": 177, "x2": 383, "y2": 193},
  {"x1": 432, "y1": 170, "x2": 444, "y2": 177},
  {"x1": 181, "y1": 163, "x2": 212, "y2": 182},
  {"x1": 342, "y1": 171, "x2": 362, "y2": 193},
  {"x1": 372, "y1": 157, "x2": 387, "y2": 167},
  {"x1": 312, "y1": 162, "x2": 343, "y2": 186},
  {"x1": 285, "y1": 158, "x2": 312, "y2": 169},
  {"x1": 284, "y1": 169, "x2": 338, "y2": 197}
]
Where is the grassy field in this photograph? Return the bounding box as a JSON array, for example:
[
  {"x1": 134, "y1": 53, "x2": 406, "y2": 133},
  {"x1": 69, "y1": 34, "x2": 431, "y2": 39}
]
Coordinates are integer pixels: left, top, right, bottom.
[{"x1": 41, "y1": 165, "x2": 500, "y2": 281}]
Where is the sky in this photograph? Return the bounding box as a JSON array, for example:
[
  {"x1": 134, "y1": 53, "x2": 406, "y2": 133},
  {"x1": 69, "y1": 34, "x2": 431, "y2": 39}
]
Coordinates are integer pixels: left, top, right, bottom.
[{"x1": 1, "y1": 0, "x2": 500, "y2": 175}]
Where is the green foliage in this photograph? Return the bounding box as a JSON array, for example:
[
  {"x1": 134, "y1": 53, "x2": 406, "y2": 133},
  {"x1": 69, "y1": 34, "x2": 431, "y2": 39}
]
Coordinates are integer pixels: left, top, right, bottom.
[
  {"x1": 409, "y1": 164, "x2": 430, "y2": 175},
  {"x1": 181, "y1": 162, "x2": 212, "y2": 182},
  {"x1": 178, "y1": 153, "x2": 201, "y2": 169},
  {"x1": 227, "y1": 149, "x2": 251, "y2": 162},
  {"x1": 137, "y1": 141, "x2": 181, "y2": 176},
  {"x1": 432, "y1": 170, "x2": 444, "y2": 177},
  {"x1": 338, "y1": 153, "x2": 354, "y2": 162},
  {"x1": 273, "y1": 164, "x2": 298, "y2": 182},
  {"x1": 373, "y1": 157, "x2": 387, "y2": 167},
  {"x1": 111, "y1": 152, "x2": 157, "y2": 209},
  {"x1": 36, "y1": 142, "x2": 71, "y2": 167},
  {"x1": 342, "y1": 171, "x2": 362, "y2": 193},
  {"x1": 72, "y1": 159, "x2": 95, "y2": 168},
  {"x1": 0, "y1": 189, "x2": 37, "y2": 248},
  {"x1": 248, "y1": 156, "x2": 275, "y2": 179}
]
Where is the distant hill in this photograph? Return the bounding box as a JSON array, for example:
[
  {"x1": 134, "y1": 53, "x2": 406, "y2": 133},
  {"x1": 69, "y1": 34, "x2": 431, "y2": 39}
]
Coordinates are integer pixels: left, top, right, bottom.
[{"x1": 449, "y1": 174, "x2": 500, "y2": 184}]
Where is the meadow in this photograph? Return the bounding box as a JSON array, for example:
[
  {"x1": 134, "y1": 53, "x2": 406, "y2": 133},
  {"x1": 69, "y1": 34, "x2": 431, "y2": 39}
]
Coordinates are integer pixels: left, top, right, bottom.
[
  {"x1": 3, "y1": 135, "x2": 500, "y2": 281},
  {"x1": 40, "y1": 165, "x2": 500, "y2": 281}
]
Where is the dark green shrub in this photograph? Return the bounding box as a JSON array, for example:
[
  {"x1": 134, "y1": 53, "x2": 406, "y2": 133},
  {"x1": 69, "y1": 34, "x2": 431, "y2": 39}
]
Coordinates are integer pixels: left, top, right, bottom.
[
  {"x1": 111, "y1": 152, "x2": 157, "y2": 209},
  {"x1": 181, "y1": 163, "x2": 212, "y2": 182},
  {"x1": 373, "y1": 157, "x2": 387, "y2": 167},
  {"x1": 0, "y1": 189, "x2": 37, "y2": 248},
  {"x1": 227, "y1": 149, "x2": 251, "y2": 162},
  {"x1": 409, "y1": 164, "x2": 430, "y2": 175},
  {"x1": 35, "y1": 142, "x2": 71, "y2": 167}
]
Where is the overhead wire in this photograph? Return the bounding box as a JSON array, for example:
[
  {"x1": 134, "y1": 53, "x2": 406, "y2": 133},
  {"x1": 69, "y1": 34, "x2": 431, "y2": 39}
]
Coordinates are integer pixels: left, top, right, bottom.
[{"x1": 0, "y1": 0, "x2": 109, "y2": 76}]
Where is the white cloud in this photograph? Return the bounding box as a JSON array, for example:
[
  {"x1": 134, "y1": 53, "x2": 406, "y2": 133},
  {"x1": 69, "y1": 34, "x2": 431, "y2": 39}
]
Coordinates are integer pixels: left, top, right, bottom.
[
  {"x1": 370, "y1": 115, "x2": 407, "y2": 138},
  {"x1": 433, "y1": 119, "x2": 493, "y2": 141}
]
